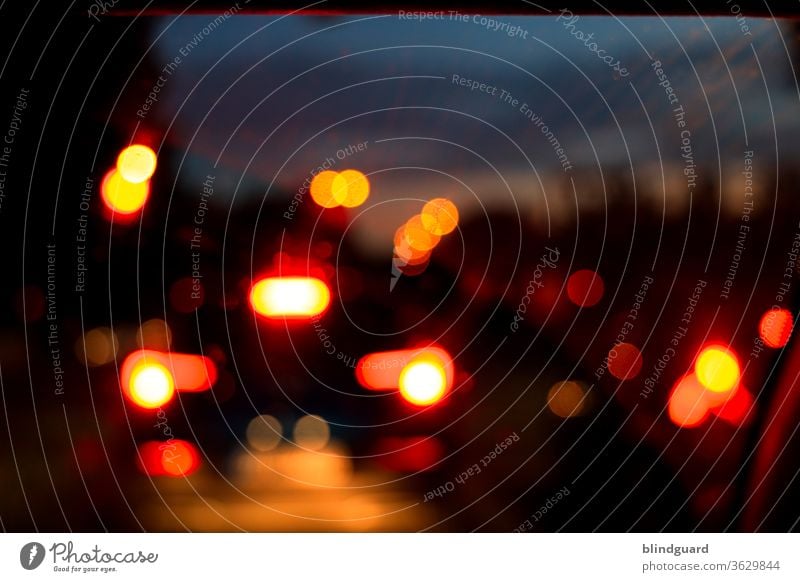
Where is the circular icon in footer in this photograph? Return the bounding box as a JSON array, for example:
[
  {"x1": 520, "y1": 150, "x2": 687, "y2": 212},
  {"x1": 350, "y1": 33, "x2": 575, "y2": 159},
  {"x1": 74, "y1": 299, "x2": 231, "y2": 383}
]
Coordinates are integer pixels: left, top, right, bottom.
[{"x1": 20, "y1": 542, "x2": 45, "y2": 570}]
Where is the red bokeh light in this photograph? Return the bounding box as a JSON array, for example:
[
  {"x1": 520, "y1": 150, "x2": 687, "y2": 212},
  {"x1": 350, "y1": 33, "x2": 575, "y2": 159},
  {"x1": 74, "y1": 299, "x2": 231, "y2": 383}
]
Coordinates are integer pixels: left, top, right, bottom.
[
  {"x1": 607, "y1": 342, "x2": 643, "y2": 381},
  {"x1": 711, "y1": 385, "x2": 755, "y2": 426},
  {"x1": 567, "y1": 269, "x2": 605, "y2": 307},
  {"x1": 138, "y1": 440, "x2": 201, "y2": 477},
  {"x1": 373, "y1": 436, "x2": 444, "y2": 472},
  {"x1": 758, "y1": 308, "x2": 793, "y2": 349}
]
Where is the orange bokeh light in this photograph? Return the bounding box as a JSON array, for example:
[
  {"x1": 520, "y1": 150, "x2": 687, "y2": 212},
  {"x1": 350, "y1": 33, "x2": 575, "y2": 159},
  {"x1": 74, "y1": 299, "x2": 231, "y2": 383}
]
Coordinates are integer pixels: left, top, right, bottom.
[
  {"x1": 547, "y1": 380, "x2": 588, "y2": 418},
  {"x1": 310, "y1": 170, "x2": 340, "y2": 209},
  {"x1": 332, "y1": 169, "x2": 370, "y2": 208},
  {"x1": 607, "y1": 342, "x2": 643, "y2": 381},
  {"x1": 403, "y1": 215, "x2": 441, "y2": 252},
  {"x1": 567, "y1": 269, "x2": 605, "y2": 307},
  {"x1": 394, "y1": 225, "x2": 432, "y2": 265},
  {"x1": 668, "y1": 373, "x2": 710, "y2": 428},
  {"x1": 421, "y1": 198, "x2": 459, "y2": 236},
  {"x1": 249, "y1": 276, "x2": 331, "y2": 319},
  {"x1": 759, "y1": 308, "x2": 793, "y2": 349},
  {"x1": 101, "y1": 169, "x2": 150, "y2": 215}
]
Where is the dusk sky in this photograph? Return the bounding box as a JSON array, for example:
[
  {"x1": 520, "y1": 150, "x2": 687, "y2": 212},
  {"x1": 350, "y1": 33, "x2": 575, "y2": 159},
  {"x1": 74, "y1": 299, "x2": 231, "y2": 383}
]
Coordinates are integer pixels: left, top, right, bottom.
[{"x1": 148, "y1": 14, "x2": 798, "y2": 250}]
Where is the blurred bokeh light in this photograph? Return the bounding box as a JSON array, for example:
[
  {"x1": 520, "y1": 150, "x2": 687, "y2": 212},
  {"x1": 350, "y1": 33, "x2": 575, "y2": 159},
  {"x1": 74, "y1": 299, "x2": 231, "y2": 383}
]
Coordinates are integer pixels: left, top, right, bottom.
[
  {"x1": 250, "y1": 276, "x2": 331, "y2": 319},
  {"x1": 116, "y1": 144, "x2": 157, "y2": 183}
]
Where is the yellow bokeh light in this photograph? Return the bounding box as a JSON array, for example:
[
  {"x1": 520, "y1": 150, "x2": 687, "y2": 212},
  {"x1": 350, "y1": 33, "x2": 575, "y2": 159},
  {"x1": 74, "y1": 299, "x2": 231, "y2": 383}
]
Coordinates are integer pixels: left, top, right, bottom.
[
  {"x1": 695, "y1": 345, "x2": 740, "y2": 393},
  {"x1": 332, "y1": 169, "x2": 370, "y2": 208},
  {"x1": 250, "y1": 276, "x2": 331, "y2": 318},
  {"x1": 293, "y1": 415, "x2": 330, "y2": 451},
  {"x1": 128, "y1": 361, "x2": 175, "y2": 409},
  {"x1": 310, "y1": 170, "x2": 340, "y2": 209},
  {"x1": 246, "y1": 415, "x2": 283, "y2": 452},
  {"x1": 117, "y1": 145, "x2": 157, "y2": 183},
  {"x1": 547, "y1": 381, "x2": 587, "y2": 418},
  {"x1": 421, "y1": 198, "x2": 459, "y2": 236},
  {"x1": 398, "y1": 358, "x2": 447, "y2": 406},
  {"x1": 403, "y1": 215, "x2": 441, "y2": 252},
  {"x1": 101, "y1": 169, "x2": 149, "y2": 215}
]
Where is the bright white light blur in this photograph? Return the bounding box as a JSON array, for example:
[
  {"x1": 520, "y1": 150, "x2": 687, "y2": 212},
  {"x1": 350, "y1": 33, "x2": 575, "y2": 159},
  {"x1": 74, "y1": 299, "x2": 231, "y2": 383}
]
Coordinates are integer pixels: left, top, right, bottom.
[
  {"x1": 128, "y1": 361, "x2": 175, "y2": 409},
  {"x1": 250, "y1": 277, "x2": 331, "y2": 318},
  {"x1": 398, "y1": 360, "x2": 447, "y2": 406},
  {"x1": 117, "y1": 144, "x2": 157, "y2": 183}
]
